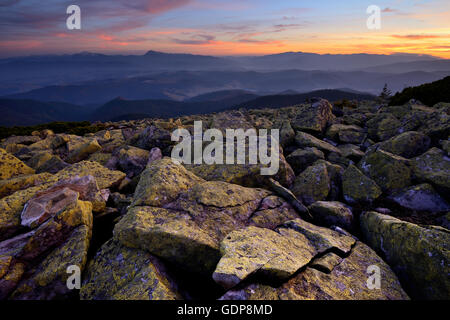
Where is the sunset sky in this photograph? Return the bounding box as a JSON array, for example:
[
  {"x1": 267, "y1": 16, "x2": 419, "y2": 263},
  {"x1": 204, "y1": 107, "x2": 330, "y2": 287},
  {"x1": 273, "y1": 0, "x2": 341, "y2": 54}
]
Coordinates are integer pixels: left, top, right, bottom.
[{"x1": 1, "y1": 0, "x2": 449, "y2": 58}]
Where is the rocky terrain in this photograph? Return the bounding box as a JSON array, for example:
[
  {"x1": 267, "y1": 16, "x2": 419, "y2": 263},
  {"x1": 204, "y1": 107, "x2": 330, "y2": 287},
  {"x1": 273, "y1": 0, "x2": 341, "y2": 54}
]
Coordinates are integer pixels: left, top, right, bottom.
[{"x1": 0, "y1": 98, "x2": 448, "y2": 300}]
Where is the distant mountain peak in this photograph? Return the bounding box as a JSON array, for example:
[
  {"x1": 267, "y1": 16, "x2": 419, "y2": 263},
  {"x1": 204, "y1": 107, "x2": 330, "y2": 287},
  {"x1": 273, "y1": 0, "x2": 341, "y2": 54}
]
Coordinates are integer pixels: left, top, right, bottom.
[
  {"x1": 73, "y1": 51, "x2": 104, "y2": 57},
  {"x1": 144, "y1": 50, "x2": 166, "y2": 56}
]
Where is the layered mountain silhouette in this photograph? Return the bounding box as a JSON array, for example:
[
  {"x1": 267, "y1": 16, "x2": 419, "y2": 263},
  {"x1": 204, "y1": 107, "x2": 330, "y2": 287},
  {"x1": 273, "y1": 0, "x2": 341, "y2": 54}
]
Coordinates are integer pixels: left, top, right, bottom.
[{"x1": 0, "y1": 89, "x2": 376, "y2": 126}]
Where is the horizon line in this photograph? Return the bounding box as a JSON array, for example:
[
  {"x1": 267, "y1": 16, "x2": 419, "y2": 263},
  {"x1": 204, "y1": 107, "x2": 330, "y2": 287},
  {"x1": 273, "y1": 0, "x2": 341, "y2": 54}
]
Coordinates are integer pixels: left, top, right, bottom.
[{"x1": 0, "y1": 50, "x2": 445, "y2": 60}]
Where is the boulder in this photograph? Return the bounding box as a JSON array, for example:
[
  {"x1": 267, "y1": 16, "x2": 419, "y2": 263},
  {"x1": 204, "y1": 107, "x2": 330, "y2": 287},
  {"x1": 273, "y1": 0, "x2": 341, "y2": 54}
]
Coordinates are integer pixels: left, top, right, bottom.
[
  {"x1": 185, "y1": 138, "x2": 295, "y2": 188},
  {"x1": 80, "y1": 240, "x2": 182, "y2": 300},
  {"x1": 220, "y1": 242, "x2": 409, "y2": 300},
  {"x1": 360, "y1": 211, "x2": 450, "y2": 300},
  {"x1": 339, "y1": 129, "x2": 366, "y2": 144},
  {"x1": 213, "y1": 219, "x2": 355, "y2": 290},
  {"x1": 116, "y1": 178, "x2": 300, "y2": 275},
  {"x1": 0, "y1": 173, "x2": 52, "y2": 198},
  {"x1": 359, "y1": 148, "x2": 412, "y2": 192},
  {"x1": 326, "y1": 124, "x2": 362, "y2": 141},
  {"x1": 114, "y1": 206, "x2": 220, "y2": 275},
  {"x1": 66, "y1": 138, "x2": 102, "y2": 164},
  {"x1": 387, "y1": 184, "x2": 450, "y2": 212},
  {"x1": 132, "y1": 125, "x2": 173, "y2": 151},
  {"x1": 26, "y1": 151, "x2": 68, "y2": 174},
  {"x1": 295, "y1": 132, "x2": 341, "y2": 154},
  {"x1": 132, "y1": 157, "x2": 204, "y2": 207},
  {"x1": 55, "y1": 161, "x2": 126, "y2": 189},
  {"x1": 21, "y1": 175, "x2": 107, "y2": 228},
  {"x1": 213, "y1": 226, "x2": 317, "y2": 289},
  {"x1": 291, "y1": 100, "x2": 334, "y2": 133},
  {"x1": 308, "y1": 201, "x2": 353, "y2": 231},
  {"x1": 286, "y1": 147, "x2": 324, "y2": 175},
  {"x1": 0, "y1": 148, "x2": 35, "y2": 180},
  {"x1": 147, "y1": 147, "x2": 163, "y2": 165},
  {"x1": 115, "y1": 146, "x2": 149, "y2": 178},
  {"x1": 277, "y1": 120, "x2": 295, "y2": 147},
  {"x1": 367, "y1": 113, "x2": 401, "y2": 141},
  {"x1": 342, "y1": 164, "x2": 382, "y2": 204},
  {"x1": 411, "y1": 148, "x2": 450, "y2": 190},
  {"x1": 10, "y1": 224, "x2": 91, "y2": 300},
  {"x1": 379, "y1": 131, "x2": 430, "y2": 158},
  {"x1": 291, "y1": 162, "x2": 330, "y2": 205},
  {"x1": 338, "y1": 144, "x2": 365, "y2": 161},
  {"x1": 1, "y1": 200, "x2": 93, "y2": 299}
]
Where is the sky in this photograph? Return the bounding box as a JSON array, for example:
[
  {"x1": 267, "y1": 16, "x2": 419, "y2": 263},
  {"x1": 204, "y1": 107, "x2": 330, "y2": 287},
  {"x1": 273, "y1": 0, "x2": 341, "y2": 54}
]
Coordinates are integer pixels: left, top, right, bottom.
[{"x1": 0, "y1": 0, "x2": 449, "y2": 58}]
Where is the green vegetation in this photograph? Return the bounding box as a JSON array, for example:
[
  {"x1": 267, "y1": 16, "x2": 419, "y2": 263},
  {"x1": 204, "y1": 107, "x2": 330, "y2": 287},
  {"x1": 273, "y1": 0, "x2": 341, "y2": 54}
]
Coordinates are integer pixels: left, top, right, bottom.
[
  {"x1": 389, "y1": 76, "x2": 450, "y2": 107},
  {"x1": 379, "y1": 83, "x2": 392, "y2": 104},
  {"x1": 0, "y1": 121, "x2": 107, "y2": 139}
]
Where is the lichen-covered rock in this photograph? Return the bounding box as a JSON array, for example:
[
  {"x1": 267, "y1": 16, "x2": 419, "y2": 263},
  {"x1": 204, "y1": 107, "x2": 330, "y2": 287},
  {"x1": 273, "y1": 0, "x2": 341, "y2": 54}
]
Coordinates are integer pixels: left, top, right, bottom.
[
  {"x1": 10, "y1": 224, "x2": 91, "y2": 300},
  {"x1": 280, "y1": 218, "x2": 355, "y2": 254},
  {"x1": 27, "y1": 134, "x2": 68, "y2": 152},
  {"x1": 132, "y1": 157, "x2": 204, "y2": 207},
  {"x1": 411, "y1": 147, "x2": 450, "y2": 190},
  {"x1": 338, "y1": 144, "x2": 365, "y2": 161},
  {"x1": 21, "y1": 187, "x2": 79, "y2": 229},
  {"x1": 286, "y1": 147, "x2": 324, "y2": 175},
  {"x1": 309, "y1": 252, "x2": 342, "y2": 273},
  {"x1": 326, "y1": 124, "x2": 362, "y2": 141},
  {"x1": 117, "y1": 177, "x2": 300, "y2": 275},
  {"x1": 184, "y1": 138, "x2": 295, "y2": 188},
  {"x1": 26, "y1": 151, "x2": 68, "y2": 174},
  {"x1": 0, "y1": 173, "x2": 52, "y2": 198},
  {"x1": 115, "y1": 145, "x2": 149, "y2": 178},
  {"x1": 1, "y1": 199, "x2": 93, "y2": 299},
  {"x1": 80, "y1": 239, "x2": 182, "y2": 300},
  {"x1": 339, "y1": 130, "x2": 366, "y2": 144},
  {"x1": 359, "y1": 148, "x2": 412, "y2": 192},
  {"x1": 21, "y1": 175, "x2": 107, "y2": 228},
  {"x1": 1, "y1": 136, "x2": 40, "y2": 148},
  {"x1": 308, "y1": 201, "x2": 353, "y2": 231},
  {"x1": 379, "y1": 131, "x2": 430, "y2": 158},
  {"x1": 367, "y1": 113, "x2": 402, "y2": 141},
  {"x1": 213, "y1": 226, "x2": 317, "y2": 289},
  {"x1": 147, "y1": 147, "x2": 162, "y2": 165},
  {"x1": 295, "y1": 132, "x2": 341, "y2": 154},
  {"x1": 55, "y1": 161, "x2": 126, "y2": 189},
  {"x1": 387, "y1": 184, "x2": 450, "y2": 212},
  {"x1": 132, "y1": 125, "x2": 173, "y2": 151},
  {"x1": 87, "y1": 152, "x2": 112, "y2": 166},
  {"x1": 342, "y1": 164, "x2": 382, "y2": 204},
  {"x1": 277, "y1": 120, "x2": 295, "y2": 147},
  {"x1": 418, "y1": 109, "x2": 450, "y2": 141},
  {"x1": 214, "y1": 218, "x2": 355, "y2": 291},
  {"x1": 114, "y1": 206, "x2": 220, "y2": 275},
  {"x1": 360, "y1": 211, "x2": 450, "y2": 300},
  {"x1": 291, "y1": 162, "x2": 330, "y2": 205},
  {"x1": 291, "y1": 100, "x2": 334, "y2": 133},
  {"x1": 267, "y1": 178, "x2": 310, "y2": 219},
  {"x1": 0, "y1": 148, "x2": 35, "y2": 180},
  {"x1": 66, "y1": 138, "x2": 102, "y2": 164},
  {"x1": 220, "y1": 242, "x2": 409, "y2": 300},
  {"x1": 0, "y1": 184, "x2": 56, "y2": 241}
]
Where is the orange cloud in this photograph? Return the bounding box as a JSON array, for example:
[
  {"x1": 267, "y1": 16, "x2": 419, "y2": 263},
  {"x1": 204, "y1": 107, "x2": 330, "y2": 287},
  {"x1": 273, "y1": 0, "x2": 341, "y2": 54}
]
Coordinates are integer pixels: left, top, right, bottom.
[{"x1": 391, "y1": 34, "x2": 443, "y2": 40}]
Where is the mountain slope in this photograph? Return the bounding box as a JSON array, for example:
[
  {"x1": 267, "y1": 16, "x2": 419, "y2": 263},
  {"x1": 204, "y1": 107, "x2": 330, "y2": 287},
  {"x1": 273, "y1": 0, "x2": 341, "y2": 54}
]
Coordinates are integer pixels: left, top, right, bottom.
[
  {"x1": 0, "y1": 99, "x2": 90, "y2": 127},
  {"x1": 389, "y1": 76, "x2": 450, "y2": 106},
  {"x1": 5, "y1": 70, "x2": 446, "y2": 105},
  {"x1": 232, "y1": 89, "x2": 376, "y2": 110}
]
